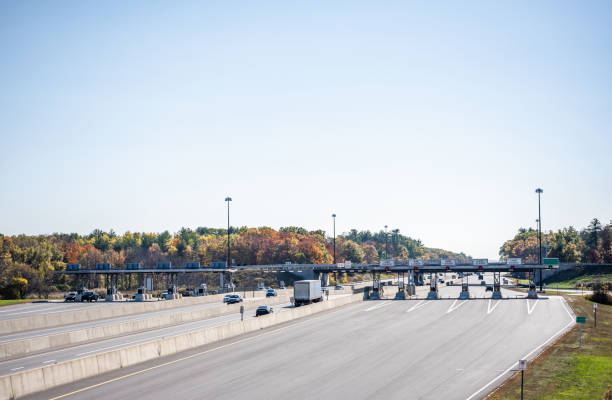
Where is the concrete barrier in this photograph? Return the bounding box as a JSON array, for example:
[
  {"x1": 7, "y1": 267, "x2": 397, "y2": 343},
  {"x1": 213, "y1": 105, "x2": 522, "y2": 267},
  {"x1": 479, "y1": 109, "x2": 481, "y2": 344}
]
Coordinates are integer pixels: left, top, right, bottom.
[
  {"x1": 0, "y1": 295, "x2": 292, "y2": 359},
  {"x1": 0, "y1": 293, "x2": 363, "y2": 400},
  {"x1": 0, "y1": 289, "x2": 287, "y2": 336}
]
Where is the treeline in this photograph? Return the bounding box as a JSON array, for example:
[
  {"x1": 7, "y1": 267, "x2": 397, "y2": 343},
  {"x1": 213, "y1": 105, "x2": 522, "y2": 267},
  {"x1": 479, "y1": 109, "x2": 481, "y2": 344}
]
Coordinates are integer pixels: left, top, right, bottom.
[
  {"x1": 499, "y1": 218, "x2": 612, "y2": 263},
  {"x1": 0, "y1": 227, "x2": 469, "y2": 299}
]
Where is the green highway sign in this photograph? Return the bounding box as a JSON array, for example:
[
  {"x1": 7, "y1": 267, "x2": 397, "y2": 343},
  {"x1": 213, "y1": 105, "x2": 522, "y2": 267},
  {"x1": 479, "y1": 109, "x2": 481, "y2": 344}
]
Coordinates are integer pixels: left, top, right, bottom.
[
  {"x1": 576, "y1": 316, "x2": 586, "y2": 324},
  {"x1": 543, "y1": 258, "x2": 559, "y2": 265}
]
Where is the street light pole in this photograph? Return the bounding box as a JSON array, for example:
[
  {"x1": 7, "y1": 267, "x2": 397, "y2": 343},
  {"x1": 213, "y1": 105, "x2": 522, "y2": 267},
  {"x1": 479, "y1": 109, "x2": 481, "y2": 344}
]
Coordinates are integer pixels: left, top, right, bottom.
[
  {"x1": 384, "y1": 225, "x2": 388, "y2": 259},
  {"x1": 225, "y1": 196, "x2": 232, "y2": 267},
  {"x1": 332, "y1": 214, "x2": 336, "y2": 264},
  {"x1": 535, "y1": 188, "x2": 543, "y2": 291}
]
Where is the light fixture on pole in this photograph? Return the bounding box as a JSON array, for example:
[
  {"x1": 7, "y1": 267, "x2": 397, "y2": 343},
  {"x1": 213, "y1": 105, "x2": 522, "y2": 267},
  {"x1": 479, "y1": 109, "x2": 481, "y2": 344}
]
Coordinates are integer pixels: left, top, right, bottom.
[
  {"x1": 332, "y1": 214, "x2": 336, "y2": 264},
  {"x1": 225, "y1": 196, "x2": 232, "y2": 266},
  {"x1": 535, "y1": 188, "x2": 543, "y2": 291}
]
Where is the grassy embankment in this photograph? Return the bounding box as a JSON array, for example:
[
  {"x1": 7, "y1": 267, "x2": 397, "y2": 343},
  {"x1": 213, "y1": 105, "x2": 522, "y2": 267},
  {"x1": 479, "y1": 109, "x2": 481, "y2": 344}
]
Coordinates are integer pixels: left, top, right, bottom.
[
  {"x1": 544, "y1": 265, "x2": 612, "y2": 289},
  {"x1": 0, "y1": 299, "x2": 35, "y2": 307},
  {"x1": 487, "y1": 294, "x2": 612, "y2": 400}
]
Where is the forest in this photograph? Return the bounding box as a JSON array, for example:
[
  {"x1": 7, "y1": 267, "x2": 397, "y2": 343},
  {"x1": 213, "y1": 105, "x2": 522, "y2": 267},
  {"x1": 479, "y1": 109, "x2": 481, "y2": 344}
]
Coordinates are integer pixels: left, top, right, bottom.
[
  {"x1": 0, "y1": 227, "x2": 468, "y2": 299},
  {"x1": 499, "y1": 218, "x2": 612, "y2": 264}
]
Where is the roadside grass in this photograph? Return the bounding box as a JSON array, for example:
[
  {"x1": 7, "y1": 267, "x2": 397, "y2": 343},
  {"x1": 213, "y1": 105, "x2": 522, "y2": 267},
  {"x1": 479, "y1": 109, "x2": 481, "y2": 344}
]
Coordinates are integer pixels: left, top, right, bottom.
[
  {"x1": 0, "y1": 299, "x2": 35, "y2": 307},
  {"x1": 544, "y1": 273, "x2": 612, "y2": 289},
  {"x1": 487, "y1": 294, "x2": 612, "y2": 400}
]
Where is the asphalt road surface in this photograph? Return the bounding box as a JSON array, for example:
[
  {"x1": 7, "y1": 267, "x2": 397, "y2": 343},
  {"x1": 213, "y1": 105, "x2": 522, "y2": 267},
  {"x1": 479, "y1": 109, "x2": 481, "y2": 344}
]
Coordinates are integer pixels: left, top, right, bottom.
[{"x1": 24, "y1": 283, "x2": 574, "y2": 400}]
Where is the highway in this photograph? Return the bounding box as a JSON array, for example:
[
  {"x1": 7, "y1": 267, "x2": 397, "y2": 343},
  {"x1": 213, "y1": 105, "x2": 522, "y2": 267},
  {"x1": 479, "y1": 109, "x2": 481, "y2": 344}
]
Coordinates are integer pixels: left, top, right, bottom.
[
  {"x1": 0, "y1": 297, "x2": 265, "y2": 345},
  {"x1": 21, "y1": 281, "x2": 574, "y2": 400}
]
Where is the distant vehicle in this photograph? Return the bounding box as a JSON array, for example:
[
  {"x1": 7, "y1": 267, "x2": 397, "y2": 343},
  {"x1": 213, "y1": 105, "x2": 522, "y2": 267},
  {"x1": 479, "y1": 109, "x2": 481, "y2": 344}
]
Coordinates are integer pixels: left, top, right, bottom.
[
  {"x1": 182, "y1": 288, "x2": 194, "y2": 296},
  {"x1": 439, "y1": 279, "x2": 445, "y2": 284},
  {"x1": 255, "y1": 305, "x2": 273, "y2": 316},
  {"x1": 452, "y1": 275, "x2": 457, "y2": 279},
  {"x1": 478, "y1": 274, "x2": 484, "y2": 280},
  {"x1": 209, "y1": 290, "x2": 218, "y2": 295},
  {"x1": 445, "y1": 282, "x2": 450, "y2": 286},
  {"x1": 334, "y1": 285, "x2": 344, "y2": 290},
  {"x1": 503, "y1": 279, "x2": 508, "y2": 284},
  {"x1": 257, "y1": 287, "x2": 266, "y2": 291},
  {"x1": 64, "y1": 292, "x2": 76, "y2": 302},
  {"x1": 480, "y1": 281, "x2": 486, "y2": 286},
  {"x1": 224, "y1": 294, "x2": 243, "y2": 304},
  {"x1": 266, "y1": 289, "x2": 277, "y2": 297},
  {"x1": 294, "y1": 280, "x2": 323, "y2": 307},
  {"x1": 81, "y1": 291, "x2": 99, "y2": 302},
  {"x1": 158, "y1": 291, "x2": 168, "y2": 299},
  {"x1": 485, "y1": 285, "x2": 493, "y2": 292}
]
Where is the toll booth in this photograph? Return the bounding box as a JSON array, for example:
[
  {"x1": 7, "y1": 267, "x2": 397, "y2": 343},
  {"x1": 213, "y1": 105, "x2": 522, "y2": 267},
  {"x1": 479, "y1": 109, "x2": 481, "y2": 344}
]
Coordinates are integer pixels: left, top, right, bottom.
[
  {"x1": 164, "y1": 284, "x2": 181, "y2": 300},
  {"x1": 75, "y1": 287, "x2": 86, "y2": 302},
  {"x1": 370, "y1": 278, "x2": 384, "y2": 300},
  {"x1": 459, "y1": 282, "x2": 470, "y2": 300},
  {"x1": 395, "y1": 280, "x2": 406, "y2": 300},
  {"x1": 491, "y1": 272, "x2": 503, "y2": 299},
  {"x1": 135, "y1": 286, "x2": 151, "y2": 302},
  {"x1": 196, "y1": 284, "x2": 207, "y2": 296},
  {"x1": 105, "y1": 286, "x2": 124, "y2": 302},
  {"x1": 527, "y1": 283, "x2": 538, "y2": 299},
  {"x1": 426, "y1": 274, "x2": 439, "y2": 300}
]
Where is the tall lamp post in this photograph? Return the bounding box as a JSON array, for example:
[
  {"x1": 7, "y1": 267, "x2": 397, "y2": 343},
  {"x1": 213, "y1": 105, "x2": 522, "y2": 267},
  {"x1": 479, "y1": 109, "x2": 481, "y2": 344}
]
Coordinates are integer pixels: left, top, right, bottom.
[
  {"x1": 535, "y1": 188, "x2": 543, "y2": 291},
  {"x1": 332, "y1": 214, "x2": 337, "y2": 264},
  {"x1": 384, "y1": 225, "x2": 389, "y2": 259},
  {"x1": 225, "y1": 196, "x2": 232, "y2": 266}
]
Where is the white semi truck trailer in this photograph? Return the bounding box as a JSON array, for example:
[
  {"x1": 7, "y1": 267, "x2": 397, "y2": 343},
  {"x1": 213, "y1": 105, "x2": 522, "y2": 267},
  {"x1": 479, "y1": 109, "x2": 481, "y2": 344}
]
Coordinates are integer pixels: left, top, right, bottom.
[{"x1": 293, "y1": 280, "x2": 323, "y2": 307}]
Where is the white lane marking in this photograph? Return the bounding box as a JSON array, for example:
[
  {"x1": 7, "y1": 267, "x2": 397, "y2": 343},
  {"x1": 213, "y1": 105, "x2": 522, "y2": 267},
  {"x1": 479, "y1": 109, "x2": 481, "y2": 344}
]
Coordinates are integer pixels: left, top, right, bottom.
[
  {"x1": 465, "y1": 300, "x2": 576, "y2": 400},
  {"x1": 76, "y1": 340, "x2": 143, "y2": 356},
  {"x1": 365, "y1": 301, "x2": 392, "y2": 312},
  {"x1": 446, "y1": 300, "x2": 468, "y2": 314},
  {"x1": 527, "y1": 299, "x2": 538, "y2": 315},
  {"x1": 487, "y1": 300, "x2": 501, "y2": 314},
  {"x1": 43, "y1": 360, "x2": 56, "y2": 364},
  {"x1": 10, "y1": 367, "x2": 24, "y2": 371},
  {"x1": 406, "y1": 300, "x2": 427, "y2": 313}
]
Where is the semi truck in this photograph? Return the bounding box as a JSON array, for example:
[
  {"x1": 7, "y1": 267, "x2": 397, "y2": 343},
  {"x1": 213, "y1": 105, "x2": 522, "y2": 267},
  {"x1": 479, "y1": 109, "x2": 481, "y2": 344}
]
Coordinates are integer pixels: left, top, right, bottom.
[{"x1": 293, "y1": 280, "x2": 323, "y2": 307}]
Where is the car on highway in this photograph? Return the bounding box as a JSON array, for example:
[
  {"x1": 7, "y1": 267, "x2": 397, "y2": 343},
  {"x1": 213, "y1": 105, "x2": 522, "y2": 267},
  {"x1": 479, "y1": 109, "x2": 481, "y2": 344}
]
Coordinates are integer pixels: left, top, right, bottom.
[
  {"x1": 485, "y1": 285, "x2": 493, "y2": 292},
  {"x1": 64, "y1": 292, "x2": 77, "y2": 302},
  {"x1": 81, "y1": 291, "x2": 99, "y2": 302},
  {"x1": 334, "y1": 285, "x2": 344, "y2": 290},
  {"x1": 266, "y1": 289, "x2": 277, "y2": 297},
  {"x1": 182, "y1": 288, "x2": 194, "y2": 296},
  {"x1": 224, "y1": 294, "x2": 243, "y2": 304},
  {"x1": 255, "y1": 305, "x2": 273, "y2": 316},
  {"x1": 480, "y1": 280, "x2": 486, "y2": 286}
]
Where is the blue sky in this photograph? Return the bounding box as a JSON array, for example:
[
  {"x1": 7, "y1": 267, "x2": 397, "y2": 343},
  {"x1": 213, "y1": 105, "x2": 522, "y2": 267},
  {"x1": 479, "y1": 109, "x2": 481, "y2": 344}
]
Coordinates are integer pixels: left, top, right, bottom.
[{"x1": 1, "y1": 1, "x2": 611, "y2": 259}]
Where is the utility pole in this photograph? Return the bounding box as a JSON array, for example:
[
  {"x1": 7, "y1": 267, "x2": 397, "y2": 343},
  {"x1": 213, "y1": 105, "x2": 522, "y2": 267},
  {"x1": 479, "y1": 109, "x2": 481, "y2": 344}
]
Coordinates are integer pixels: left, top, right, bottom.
[{"x1": 225, "y1": 196, "x2": 232, "y2": 267}]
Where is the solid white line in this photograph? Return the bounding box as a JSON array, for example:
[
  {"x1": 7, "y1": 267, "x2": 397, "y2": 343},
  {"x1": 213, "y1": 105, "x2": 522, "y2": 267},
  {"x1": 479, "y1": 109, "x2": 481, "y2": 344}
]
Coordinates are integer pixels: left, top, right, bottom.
[
  {"x1": 76, "y1": 340, "x2": 143, "y2": 356},
  {"x1": 10, "y1": 367, "x2": 23, "y2": 371},
  {"x1": 465, "y1": 302, "x2": 576, "y2": 400},
  {"x1": 43, "y1": 360, "x2": 56, "y2": 364},
  {"x1": 365, "y1": 301, "x2": 392, "y2": 312},
  {"x1": 487, "y1": 300, "x2": 501, "y2": 314}
]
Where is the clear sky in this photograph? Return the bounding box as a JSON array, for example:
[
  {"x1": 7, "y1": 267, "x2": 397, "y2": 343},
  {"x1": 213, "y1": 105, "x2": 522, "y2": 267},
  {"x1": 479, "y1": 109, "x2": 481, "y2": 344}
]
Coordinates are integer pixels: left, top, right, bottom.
[{"x1": 1, "y1": 1, "x2": 611, "y2": 260}]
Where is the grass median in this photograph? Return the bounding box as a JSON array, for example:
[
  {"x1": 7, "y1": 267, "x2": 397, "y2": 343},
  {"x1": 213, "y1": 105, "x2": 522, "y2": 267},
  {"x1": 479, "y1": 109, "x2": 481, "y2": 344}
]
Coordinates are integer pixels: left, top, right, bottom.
[
  {"x1": 487, "y1": 294, "x2": 612, "y2": 400},
  {"x1": 0, "y1": 299, "x2": 35, "y2": 307}
]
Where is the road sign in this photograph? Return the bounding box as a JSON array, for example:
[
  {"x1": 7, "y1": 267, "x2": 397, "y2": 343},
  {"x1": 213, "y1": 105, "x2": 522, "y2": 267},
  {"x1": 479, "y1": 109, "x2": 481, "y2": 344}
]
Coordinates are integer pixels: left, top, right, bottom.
[
  {"x1": 440, "y1": 259, "x2": 456, "y2": 266},
  {"x1": 506, "y1": 258, "x2": 522, "y2": 265},
  {"x1": 518, "y1": 359, "x2": 527, "y2": 370},
  {"x1": 576, "y1": 316, "x2": 586, "y2": 324},
  {"x1": 337, "y1": 263, "x2": 345, "y2": 268},
  {"x1": 344, "y1": 260, "x2": 352, "y2": 268},
  {"x1": 472, "y1": 259, "x2": 488, "y2": 266},
  {"x1": 380, "y1": 259, "x2": 395, "y2": 267},
  {"x1": 543, "y1": 257, "x2": 559, "y2": 265},
  {"x1": 594, "y1": 303, "x2": 598, "y2": 309},
  {"x1": 408, "y1": 259, "x2": 424, "y2": 266}
]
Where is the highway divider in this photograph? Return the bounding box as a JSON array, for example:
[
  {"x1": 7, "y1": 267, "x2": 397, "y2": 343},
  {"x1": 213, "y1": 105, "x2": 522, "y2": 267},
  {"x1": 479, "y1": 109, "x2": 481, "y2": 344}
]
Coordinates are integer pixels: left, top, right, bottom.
[
  {"x1": 0, "y1": 290, "x2": 287, "y2": 336},
  {"x1": 0, "y1": 295, "x2": 292, "y2": 359},
  {"x1": 0, "y1": 293, "x2": 363, "y2": 400}
]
